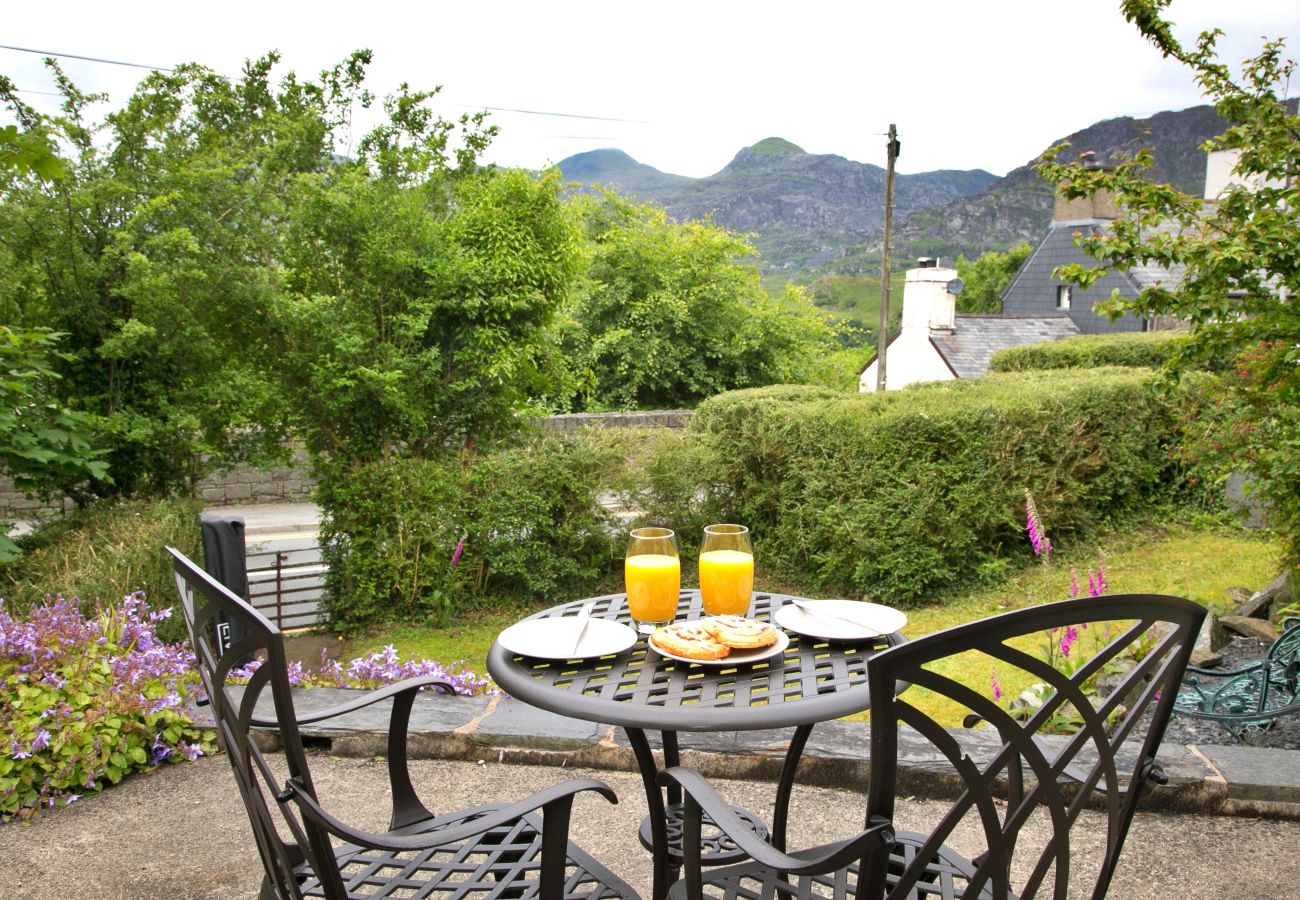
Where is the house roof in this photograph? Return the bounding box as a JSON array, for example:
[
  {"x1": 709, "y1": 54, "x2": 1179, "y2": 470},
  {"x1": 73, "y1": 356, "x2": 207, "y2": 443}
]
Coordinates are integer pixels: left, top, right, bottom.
[
  {"x1": 857, "y1": 313, "x2": 1082, "y2": 379},
  {"x1": 1001, "y1": 220, "x2": 1183, "y2": 304},
  {"x1": 930, "y1": 314, "x2": 1082, "y2": 377}
]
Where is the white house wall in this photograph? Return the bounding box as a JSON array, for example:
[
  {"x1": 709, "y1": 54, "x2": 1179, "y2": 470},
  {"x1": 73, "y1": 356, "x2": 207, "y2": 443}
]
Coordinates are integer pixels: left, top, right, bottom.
[{"x1": 859, "y1": 336, "x2": 954, "y2": 392}]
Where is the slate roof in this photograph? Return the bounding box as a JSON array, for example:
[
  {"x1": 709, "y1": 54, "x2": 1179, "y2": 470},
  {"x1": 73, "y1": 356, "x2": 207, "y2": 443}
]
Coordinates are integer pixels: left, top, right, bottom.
[
  {"x1": 1000, "y1": 221, "x2": 1177, "y2": 334},
  {"x1": 930, "y1": 314, "x2": 1082, "y2": 378}
]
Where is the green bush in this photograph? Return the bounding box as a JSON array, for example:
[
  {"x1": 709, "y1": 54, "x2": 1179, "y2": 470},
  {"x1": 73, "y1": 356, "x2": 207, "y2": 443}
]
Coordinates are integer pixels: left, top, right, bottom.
[
  {"x1": 677, "y1": 368, "x2": 1210, "y2": 604},
  {"x1": 989, "y1": 331, "x2": 1190, "y2": 372},
  {"x1": 3, "y1": 498, "x2": 203, "y2": 642},
  {"x1": 318, "y1": 435, "x2": 627, "y2": 630}
]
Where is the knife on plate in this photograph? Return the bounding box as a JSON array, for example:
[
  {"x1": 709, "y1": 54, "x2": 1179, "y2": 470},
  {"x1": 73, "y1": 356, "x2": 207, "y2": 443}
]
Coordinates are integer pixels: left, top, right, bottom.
[
  {"x1": 789, "y1": 598, "x2": 881, "y2": 638},
  {"x1": 569, "y1": 602, "x2": 595, "y2": 657}
]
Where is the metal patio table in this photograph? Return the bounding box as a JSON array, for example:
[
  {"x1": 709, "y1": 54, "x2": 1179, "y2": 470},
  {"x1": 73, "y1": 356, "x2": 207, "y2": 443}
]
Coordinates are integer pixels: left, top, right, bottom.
[{"x1": 487, "y1": 589, "x2": 905, "y2": 900}]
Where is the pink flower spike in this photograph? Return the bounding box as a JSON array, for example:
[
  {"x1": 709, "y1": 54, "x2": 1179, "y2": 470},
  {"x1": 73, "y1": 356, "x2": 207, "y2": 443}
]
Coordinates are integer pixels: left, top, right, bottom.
[
  {"x1": 450, "y1": 534, "x2": 466, "y2": 567},
  {"x1": 990, "y1": 668, "x2": 1002, "y2": 701},
  {"x1": 1069, "y1": 568, "x2": 1080, "y2": 599}
]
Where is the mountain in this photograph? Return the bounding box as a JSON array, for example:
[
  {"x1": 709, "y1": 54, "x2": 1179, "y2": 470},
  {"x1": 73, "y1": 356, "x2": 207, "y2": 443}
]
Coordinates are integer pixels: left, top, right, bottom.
[
  {"x1": 551, "y1": 148, "x2": 692, "y2": 195},
  {"x1": 554, "y1": 105, "x2": 1230, "y2": 273},
  {"x1": 891, "y1": 104, "x2": 1229, "y2": 262},
  {"x1": 556, "y1": 138, "x2": 998, "y2": 270}
]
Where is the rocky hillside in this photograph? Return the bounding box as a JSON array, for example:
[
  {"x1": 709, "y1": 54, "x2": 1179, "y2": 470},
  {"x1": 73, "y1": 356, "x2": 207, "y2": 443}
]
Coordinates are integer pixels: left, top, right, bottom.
[
  {"x1": 555, "y1": 105, "x2": 1230, "y2": 273},
  {"x1": 557, "y1": 138, "x2": 997, "y2": 270},
  {"x1": 891, "y1": 104, "x2": 1229, "y2": 263}
]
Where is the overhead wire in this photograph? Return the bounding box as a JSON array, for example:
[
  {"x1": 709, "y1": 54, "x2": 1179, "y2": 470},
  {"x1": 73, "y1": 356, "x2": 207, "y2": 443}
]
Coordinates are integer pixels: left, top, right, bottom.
[{"x1": 1, "y1": 44, "x2": 648, "y2": 126}]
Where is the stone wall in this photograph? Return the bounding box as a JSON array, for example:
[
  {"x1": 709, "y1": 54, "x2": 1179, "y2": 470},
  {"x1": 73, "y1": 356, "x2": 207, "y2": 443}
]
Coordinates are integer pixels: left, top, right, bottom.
[{"x1": 0, "y1": 410, "x2": 693, "y2": 516}]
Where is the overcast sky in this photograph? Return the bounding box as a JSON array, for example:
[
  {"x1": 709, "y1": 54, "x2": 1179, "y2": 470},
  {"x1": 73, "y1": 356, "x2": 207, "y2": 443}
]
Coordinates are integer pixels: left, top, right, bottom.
[{"x1": 4, "y1": 1, "x2": 1298, "y2": 178}]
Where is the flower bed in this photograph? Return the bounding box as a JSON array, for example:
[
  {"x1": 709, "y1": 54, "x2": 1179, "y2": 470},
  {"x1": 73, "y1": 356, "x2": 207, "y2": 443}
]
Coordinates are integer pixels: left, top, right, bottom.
[{"x1": 0, "y1": 593, "x2": 214, "y2": 820}]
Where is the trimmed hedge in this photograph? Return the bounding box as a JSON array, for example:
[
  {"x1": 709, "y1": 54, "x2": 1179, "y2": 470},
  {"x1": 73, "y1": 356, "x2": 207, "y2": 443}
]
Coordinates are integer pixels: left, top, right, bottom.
[
  {"x1": 989, "y1": 331, "x2": 1189, "y2": 372},
  {"x1": 684, "y1": 368, "x2": 1210, "y2": 604},
  {"x1": 317, "y1": 434, "x2": 629, "y2": 631}
]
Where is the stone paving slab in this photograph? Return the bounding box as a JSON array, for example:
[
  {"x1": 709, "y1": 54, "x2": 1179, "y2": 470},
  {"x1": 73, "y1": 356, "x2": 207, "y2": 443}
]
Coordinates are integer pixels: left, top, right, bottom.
[{"x1": 1197, "y1": 743, "x2": 1300, "y2": 815}]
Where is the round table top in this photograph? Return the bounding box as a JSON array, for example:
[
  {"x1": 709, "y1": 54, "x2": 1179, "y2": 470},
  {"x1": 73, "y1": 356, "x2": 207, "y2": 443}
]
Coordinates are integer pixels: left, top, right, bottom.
[{"x1": 487, "y1": 590, "x2": 905, "y2": 733}]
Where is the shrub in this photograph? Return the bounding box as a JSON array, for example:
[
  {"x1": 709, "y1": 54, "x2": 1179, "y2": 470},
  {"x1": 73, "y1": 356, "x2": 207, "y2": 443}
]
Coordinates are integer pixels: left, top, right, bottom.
[
  {"x1": 0, "y1": 593, "x2": 214, "y2": 821},
  {"x1": 989, "y1": 331, "x2": 1190, "y2": 372},
  {"x1": 318, "y1": 434, "x2": 627, "y2": 631},
  {"x1": 679, "y1": 368, "x2": 1210, "y2": 604},
  {"x1": 3, "y1": 497, "x2": 203, "y2": 643}
]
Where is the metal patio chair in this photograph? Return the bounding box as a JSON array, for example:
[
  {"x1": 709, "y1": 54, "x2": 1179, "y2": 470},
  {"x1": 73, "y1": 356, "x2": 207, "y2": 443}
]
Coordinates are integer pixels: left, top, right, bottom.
[
  {"x1": 1174, "y1": 615, "x2": 1300, "y2": 743},
  {"x1": 659, "y1": 593, "x2": 1205, "y2": 899},
  {"x1": 168, "y1": 546, "x2": 640, "y2": 900}
]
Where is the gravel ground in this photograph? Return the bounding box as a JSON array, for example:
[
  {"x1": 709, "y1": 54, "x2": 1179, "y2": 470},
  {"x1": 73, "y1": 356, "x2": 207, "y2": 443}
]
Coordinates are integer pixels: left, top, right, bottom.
[
  {"x1": 1162, "y1": 634, "x2": 1300, "y2": 750},
  {"x1": 4, "y1": 754, "x2": 1300, "y2": 899}
]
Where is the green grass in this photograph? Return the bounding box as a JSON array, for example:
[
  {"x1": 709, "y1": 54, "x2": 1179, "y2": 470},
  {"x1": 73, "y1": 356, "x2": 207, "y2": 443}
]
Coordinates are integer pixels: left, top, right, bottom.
[{"x1": 334, "y1": 519, "x2": 1282, "y2": 727}]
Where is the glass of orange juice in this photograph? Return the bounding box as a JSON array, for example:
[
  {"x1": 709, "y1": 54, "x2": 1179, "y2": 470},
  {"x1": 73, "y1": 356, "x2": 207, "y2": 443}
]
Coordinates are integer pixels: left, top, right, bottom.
[
  {"x1": 699, "y1": 524, "x2": 754, "y2": 616},
  {"x1": 625, "y1": 527, "x2": 681, "y2": 634}
]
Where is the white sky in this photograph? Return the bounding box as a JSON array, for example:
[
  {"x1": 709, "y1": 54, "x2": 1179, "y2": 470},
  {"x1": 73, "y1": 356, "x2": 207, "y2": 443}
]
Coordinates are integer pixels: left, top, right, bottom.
[{"x1": 4, "y1": 0, "x2": 1298, "y2": 178}]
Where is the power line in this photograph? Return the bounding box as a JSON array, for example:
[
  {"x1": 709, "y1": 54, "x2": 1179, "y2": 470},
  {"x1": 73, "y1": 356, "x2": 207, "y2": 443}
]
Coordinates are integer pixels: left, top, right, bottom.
[
  {"x1": 457, "y1": 104, "x2": 647, "y2": 124},
  {"x1": 0, "y1": 43, "x2": 173, "y2": 73},
  {"x1": 1, "y1": 44, "x2": 645, "y2": 127}
]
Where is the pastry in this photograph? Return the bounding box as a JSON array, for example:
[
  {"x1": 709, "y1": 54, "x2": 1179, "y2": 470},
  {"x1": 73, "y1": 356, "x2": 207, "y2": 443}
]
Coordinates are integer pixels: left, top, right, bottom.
[
  {"x1": 701, "y1": 615, "x2": 778, "y2": 649},
  {"x1": 651, "y1": 622, "x2": 731, "y2": 660}
]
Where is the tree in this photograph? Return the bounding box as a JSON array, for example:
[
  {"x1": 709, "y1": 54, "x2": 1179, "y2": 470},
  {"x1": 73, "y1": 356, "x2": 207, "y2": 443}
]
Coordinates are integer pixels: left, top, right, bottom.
[
  {"x1": 0, "y1": 52, "x2": 505, "y2": 494},
  {"x1": 558, "y1": 193, "x2": 836, "y2": 410},
  {"x1": 275, "y1": 165, "x2": 580, "y2": 471},
  {"x1": 1037, "y1": 0, "x2": 1300, "y2": 560},
  {"x1": 0, "y1": 327, "x2": 108, "y2": 560},
  {"x1": 955, "y1": 243, "x2": 1032, "y2": 314}
]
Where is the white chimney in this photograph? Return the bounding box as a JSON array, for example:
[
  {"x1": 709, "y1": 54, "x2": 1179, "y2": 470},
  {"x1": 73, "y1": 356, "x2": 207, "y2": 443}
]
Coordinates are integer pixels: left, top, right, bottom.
[{"x1": 901, "y1": 261, "x2": 959, "y2": 333}]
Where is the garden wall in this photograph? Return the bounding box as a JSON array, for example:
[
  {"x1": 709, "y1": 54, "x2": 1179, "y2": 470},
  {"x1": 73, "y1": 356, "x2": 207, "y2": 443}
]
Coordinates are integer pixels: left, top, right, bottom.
[{"x1": 0, "y1": 411, "x2": 693, "y2": 518}]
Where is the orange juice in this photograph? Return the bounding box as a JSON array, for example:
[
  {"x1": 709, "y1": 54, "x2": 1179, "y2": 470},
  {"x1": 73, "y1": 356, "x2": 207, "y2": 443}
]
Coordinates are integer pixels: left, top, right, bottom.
[
  {"x1": 699, "y1": 549, "x2": 754, "y2": 615},
  {"x1": 625, "y1": 553, "x2": 681, "y2": 625}
]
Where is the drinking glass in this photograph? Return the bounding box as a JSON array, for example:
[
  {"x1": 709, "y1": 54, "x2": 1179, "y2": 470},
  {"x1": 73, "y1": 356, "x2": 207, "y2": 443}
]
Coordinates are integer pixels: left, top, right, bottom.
[
  {"x1": 625, "y1": 527, "x2": 681, "y2": 634},
  {"x1": 699, "y1": 524, "x2": 754, "y2": 616}
]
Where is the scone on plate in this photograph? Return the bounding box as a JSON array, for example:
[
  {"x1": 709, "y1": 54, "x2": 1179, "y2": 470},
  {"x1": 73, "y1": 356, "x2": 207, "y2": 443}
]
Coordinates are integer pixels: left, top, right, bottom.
[
  {"x1": 701, "y1": 614, "x2": 778, "y2": 649},
  {"x1": 651, "y1": 621, "x2": 730, "y2": 660}
]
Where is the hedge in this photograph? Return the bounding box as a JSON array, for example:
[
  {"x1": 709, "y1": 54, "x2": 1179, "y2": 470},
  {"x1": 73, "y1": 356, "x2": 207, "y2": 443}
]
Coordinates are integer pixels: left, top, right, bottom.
[
  {"x1": 317, "y1": 434, "x2": 630, "y2": 630},
  {"x1": 684, "y1": 368, "x2": 1211, "y2": 604},
  {"x1": 989, "y1": 331, "x2": 1189, "y2": 372}
]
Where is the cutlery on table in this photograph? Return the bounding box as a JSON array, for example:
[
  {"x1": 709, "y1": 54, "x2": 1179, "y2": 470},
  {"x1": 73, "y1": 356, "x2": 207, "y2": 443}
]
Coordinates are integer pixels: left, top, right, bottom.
[
  {"x1": 789, "y1": 598, "x2": 881, "y2": 638},
  {"x1": 569, "y1": 602, "x2": 595, "y2": 657}
]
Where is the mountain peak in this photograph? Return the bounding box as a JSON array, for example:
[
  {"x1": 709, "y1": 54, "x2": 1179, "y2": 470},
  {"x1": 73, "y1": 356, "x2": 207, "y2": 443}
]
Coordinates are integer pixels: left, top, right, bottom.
[{"x1": 748, "y1": 137, "x2": 806, "y2": 155}]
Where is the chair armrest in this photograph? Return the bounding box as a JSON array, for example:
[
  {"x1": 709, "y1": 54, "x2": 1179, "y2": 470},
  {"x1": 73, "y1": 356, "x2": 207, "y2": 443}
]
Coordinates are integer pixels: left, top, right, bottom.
[
  {"x1": 1184, "y1": 661, "x2": 1264, "y2": 678},
  {"x1": 277, "y1": 775, "x2": 617, "y2": 852},
  {"x1": 658, "y1": 767, "x2": 894, "y2": 876},
  {"x1": 250, "y1": 675, "x2": 454, "y2": 727}
]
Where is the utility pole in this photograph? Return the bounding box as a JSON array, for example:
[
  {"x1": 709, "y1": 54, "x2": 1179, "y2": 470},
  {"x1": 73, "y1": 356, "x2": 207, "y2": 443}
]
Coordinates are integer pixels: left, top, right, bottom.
[{"x1": 876, "y1": 124, "x2": 899, "y2": 392}]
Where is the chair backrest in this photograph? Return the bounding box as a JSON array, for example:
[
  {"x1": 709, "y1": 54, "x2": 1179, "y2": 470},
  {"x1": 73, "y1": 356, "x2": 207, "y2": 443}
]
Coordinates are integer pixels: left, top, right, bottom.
[
  {"x1": 169, "y1": 546, "x2": 328, "y2": 899},
  {"x1": 864, "y1": 593, "x2": 1205, "y2": 900}
]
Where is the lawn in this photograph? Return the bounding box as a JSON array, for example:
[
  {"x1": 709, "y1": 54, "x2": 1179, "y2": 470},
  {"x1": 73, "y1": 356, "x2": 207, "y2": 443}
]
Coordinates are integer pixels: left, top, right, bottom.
[{"x1": 338, "y1": 518, "x2": 1282, "y2": 728}]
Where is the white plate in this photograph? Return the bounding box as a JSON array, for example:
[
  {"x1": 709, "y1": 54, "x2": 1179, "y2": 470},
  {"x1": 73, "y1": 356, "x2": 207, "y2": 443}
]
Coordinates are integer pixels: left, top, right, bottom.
[
  {"x1": 498, "y1": 617, "x2": 637, "y2": 661},
  {"x1": 650, "y1": 629, "x2": 790, "y2": 667},
  {"x1": 773, "y1": 600, "x2": 906, "y2": 643}
]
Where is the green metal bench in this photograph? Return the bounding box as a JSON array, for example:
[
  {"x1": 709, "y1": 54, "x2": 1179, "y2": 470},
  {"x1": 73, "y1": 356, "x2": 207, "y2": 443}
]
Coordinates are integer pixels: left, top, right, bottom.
[{"x1": 1174, "y1": 616, "x2": 1300, "y2": 743}]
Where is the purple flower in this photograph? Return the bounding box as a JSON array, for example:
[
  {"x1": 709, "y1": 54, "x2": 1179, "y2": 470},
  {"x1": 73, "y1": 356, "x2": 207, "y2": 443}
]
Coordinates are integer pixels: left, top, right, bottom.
[
  {"x1": 1025, "y1": 490, "x2": 1052, "y2": 559},
  {"x1": 1060, "y1": 625, "x2": 1079, "y2": 658},
  {"x1": 990, "y1": 668, "x2": 1002, "y2": 701},
  {"x1": 451, "y1": 534, "x2": 466, "y2": 567},
  {"x1": 1068, "y1": 568, "x2": 1080, "y2": 600},
  {"x1": 30, "y1": 729, "x2": 50, "y2": 752}
]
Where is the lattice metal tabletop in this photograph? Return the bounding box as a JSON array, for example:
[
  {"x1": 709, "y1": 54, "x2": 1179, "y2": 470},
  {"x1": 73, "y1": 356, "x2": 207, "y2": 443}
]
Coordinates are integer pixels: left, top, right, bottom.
[{"x1": 488, "y1": 590, "x2": 904, "y2": 733}]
